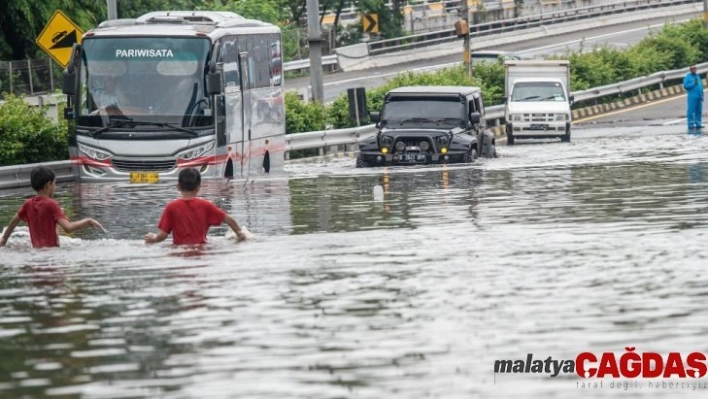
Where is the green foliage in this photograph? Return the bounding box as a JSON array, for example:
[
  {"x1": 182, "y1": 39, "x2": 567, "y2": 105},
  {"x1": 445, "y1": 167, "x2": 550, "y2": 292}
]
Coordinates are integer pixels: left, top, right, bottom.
[
  {"x1": 0, "y1": 94, "x2": 67, "y2": 166},
  {"x1": 284, "y1": 91, "x2": 328, "y2": 134}
]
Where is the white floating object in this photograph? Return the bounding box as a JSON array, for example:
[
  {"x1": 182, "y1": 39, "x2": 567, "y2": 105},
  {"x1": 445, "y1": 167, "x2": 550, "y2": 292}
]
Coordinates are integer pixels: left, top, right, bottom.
[{"x1": 373, "y1": 185, "x2": 384, "y2": 202}]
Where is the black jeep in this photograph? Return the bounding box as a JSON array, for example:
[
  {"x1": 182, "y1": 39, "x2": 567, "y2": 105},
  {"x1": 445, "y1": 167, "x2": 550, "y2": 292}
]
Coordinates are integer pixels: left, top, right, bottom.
[{"x1": 356, "y1": 86, "x2": 497, "y2": 168}]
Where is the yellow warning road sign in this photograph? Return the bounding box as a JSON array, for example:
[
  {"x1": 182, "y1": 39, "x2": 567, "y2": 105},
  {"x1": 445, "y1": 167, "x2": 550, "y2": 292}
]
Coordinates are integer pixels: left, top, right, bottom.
[
  {"x1": 362, "y1": 14, "x2": 378, "y2": 33},
  {"x1": 36, "y1": 10, "x2": 84, "y2": 69}
]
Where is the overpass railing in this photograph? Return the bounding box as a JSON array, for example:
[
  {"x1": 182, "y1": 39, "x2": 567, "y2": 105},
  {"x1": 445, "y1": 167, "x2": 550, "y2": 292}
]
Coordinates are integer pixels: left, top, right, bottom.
[{"x1": 285, "y1": 62, "x2": 708, "y2": 156}]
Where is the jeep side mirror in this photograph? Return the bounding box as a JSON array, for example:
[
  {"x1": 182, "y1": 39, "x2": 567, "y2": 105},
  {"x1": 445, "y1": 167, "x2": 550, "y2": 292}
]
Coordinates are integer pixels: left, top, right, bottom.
[
  {"x1": 369, "y1": 111, "x2": 380, "y2": 123},
  {"x1": 207, "y1": 71, "x2": 222, "y2": 95},
  {"x1": 470, "y1": 112, "x2": 481, "y2": 124},
  {"x1": 62, "y1": 70, "x2": 76, "y2": 95}
]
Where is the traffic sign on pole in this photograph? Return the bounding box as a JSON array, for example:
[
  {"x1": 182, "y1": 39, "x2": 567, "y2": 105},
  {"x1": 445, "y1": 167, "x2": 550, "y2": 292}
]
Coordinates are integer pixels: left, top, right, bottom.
[
  {"x1": 35, "y1": 10, "x2": 84, "y2": 69},
  {"x1": 362, "y1": 14, "x2": 379, "y2": 33}
]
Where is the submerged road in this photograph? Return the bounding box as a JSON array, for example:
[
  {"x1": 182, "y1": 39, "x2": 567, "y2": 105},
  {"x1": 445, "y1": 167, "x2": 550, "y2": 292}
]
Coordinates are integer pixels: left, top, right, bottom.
[
  {"x1": 285, "y1": 11, "x2": 702, "y2": 102},
  {"x1": 2, "y1": 120, "x2": 708, "y2": 397}
]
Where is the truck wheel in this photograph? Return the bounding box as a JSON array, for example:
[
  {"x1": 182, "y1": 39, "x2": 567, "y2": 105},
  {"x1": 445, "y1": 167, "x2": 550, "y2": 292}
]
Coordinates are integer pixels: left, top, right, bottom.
[
  {"x1": 464, "y1": 148, "x2": 478, "y2": 163},
  {"x1": 506, "y1": 124, "x2": 515, "y2": 145},
  {"x1": 561, "y1": 124, "x2": 571, "y2": 143},
  {"x1": 355, "y1": 154, "x2": 370, "y2": 168}
]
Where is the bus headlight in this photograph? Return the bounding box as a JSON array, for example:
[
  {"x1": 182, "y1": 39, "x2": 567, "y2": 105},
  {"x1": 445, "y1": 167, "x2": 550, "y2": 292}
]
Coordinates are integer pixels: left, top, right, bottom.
[
  {"x1": 176, "y1": 141, "x2": 215, "y2": 160},
  {"x1": 78, "y1": 144, "x2": 112, "y2": 161}
]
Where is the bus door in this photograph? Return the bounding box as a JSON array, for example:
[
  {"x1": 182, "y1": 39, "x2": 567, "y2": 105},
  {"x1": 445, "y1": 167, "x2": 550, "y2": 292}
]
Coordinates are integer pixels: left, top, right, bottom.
[
  {"x1": 239, "y1": 51, "x2": 253, "y2": 177},
  {"x1": 220, "y1": 39, "x2": 246, "y2": 178}
]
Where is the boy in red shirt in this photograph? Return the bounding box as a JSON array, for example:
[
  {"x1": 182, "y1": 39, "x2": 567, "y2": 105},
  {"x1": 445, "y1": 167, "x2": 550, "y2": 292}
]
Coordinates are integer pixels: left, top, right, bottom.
[
  {"x1": 0, "y1": 167, "x2": 105, "y2": 248},
  {"x1": 144, "y1": 168, "x2": 247, "y2": 245}
]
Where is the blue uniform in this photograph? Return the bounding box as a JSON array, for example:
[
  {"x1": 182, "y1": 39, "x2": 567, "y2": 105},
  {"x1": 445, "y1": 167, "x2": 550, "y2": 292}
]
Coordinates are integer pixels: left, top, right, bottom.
[{"x1": 683, "y1": 72, "x2": 704, "y2": 129}]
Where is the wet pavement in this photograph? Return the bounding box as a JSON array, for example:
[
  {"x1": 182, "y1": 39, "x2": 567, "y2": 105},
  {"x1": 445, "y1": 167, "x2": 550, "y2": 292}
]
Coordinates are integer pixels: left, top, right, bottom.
[{"x1": 2, "y1": 123, "x2": 708, "y2": 398}]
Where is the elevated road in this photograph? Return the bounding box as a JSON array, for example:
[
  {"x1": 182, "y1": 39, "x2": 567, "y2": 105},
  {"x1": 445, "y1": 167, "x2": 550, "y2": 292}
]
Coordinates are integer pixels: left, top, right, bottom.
[{"x1": 285, "y1": 12, "x2": 702, "y2": 102}]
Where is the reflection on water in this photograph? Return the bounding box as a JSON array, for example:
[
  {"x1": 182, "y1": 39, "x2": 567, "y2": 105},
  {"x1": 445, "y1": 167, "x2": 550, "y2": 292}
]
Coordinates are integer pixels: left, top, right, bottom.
[{"x1": 1, "y1": 126, "x2": 708, "y2": 397}]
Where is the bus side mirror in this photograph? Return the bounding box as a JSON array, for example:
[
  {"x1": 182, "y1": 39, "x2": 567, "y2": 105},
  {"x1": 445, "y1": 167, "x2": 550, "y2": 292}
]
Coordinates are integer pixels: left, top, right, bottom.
[
  {"x1": 62, "y1": 70, "x2": 75, "y2": 95},
  {"x1": 207, "y1": 72, "x2": 222, "y2": 95}
]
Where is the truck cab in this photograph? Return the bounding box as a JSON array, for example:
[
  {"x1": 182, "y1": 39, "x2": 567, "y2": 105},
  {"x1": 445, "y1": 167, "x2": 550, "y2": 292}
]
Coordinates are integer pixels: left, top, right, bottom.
[
  {"x1": 356, "y1": 86, "x2": 497, "y2": 167},
  {"x1": 503, "y1": 60, "x2": 573, "y2": 145}
]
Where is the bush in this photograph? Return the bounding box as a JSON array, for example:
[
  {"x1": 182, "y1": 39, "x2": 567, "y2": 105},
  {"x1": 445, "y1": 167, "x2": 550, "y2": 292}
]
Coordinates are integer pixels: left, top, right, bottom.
[
  {"x1": 0, "y1": 94, "x2": 67, "y2": 166},
  {"x1": 284, "y1": 91, "x2": 328, "y2": 134}
]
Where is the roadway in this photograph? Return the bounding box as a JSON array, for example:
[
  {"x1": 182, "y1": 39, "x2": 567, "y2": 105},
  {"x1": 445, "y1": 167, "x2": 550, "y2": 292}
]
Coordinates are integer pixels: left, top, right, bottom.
[{"x1": 285, "y1": 12, "x2": 702, "y2": 102}]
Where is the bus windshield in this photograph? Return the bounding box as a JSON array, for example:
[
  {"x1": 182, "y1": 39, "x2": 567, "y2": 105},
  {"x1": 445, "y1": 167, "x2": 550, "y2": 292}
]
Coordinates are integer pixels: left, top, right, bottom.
[{"x1": 78, "y1": 37, "x2": 212, "y2": 128}]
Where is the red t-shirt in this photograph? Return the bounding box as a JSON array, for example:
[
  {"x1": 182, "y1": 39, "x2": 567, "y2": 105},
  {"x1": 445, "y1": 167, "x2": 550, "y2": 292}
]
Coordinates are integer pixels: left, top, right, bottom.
[
  {"x1": 157, "y1": 198, "x2": 227, "y2": 245},
  {"x1": 17, "y1": 196, "x2": 67, "y2": 248}
]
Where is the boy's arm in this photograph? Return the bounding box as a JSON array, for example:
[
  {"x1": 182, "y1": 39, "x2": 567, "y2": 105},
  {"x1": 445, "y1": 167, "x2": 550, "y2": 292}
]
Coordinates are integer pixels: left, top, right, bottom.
[
  {"x1": 144, "y1": 230, "x2": 169, "y2": 244},
  {"x1": 224, "y1": 215, "x2": 247, "y2": 242},
  {"x1": 0, "y1": 214, "x2": 22, "y2": 246},
  {"x1": 57, "y1": 218, "x2": 104, "y2": 234}
]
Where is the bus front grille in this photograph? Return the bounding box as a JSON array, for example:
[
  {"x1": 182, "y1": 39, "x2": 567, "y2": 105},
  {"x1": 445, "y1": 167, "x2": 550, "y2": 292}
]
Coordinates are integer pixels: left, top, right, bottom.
[{"x1": 112, "y1": 158, "x2": 177, "y2": 172}]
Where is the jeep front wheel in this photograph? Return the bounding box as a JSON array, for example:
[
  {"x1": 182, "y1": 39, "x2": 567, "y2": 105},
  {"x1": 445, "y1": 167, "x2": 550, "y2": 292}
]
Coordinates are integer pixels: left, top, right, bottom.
[
  {"x1": 464, "y1": 148, "x2": 478, "y2": 163},
  {"x1": 355, "y1": 154, "x2": 371, "y2": 168}
]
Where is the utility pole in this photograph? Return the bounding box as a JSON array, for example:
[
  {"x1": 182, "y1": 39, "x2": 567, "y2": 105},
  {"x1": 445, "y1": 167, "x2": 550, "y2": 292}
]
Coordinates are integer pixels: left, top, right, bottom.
[
  {"x1": 107, "y1": 0, "x2": 117, "y2": 20},
  {"x1": 461, "y1": 0, "x2": 471, "y2": 77},
  {"x1": 306, "y1": 0, "x2": 324, "y2": 102}
]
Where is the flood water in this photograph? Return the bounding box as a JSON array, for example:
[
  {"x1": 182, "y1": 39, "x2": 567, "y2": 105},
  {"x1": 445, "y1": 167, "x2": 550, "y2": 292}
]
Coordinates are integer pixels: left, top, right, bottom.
[{"x1": 2, "y1": 125, "x2": 708, "y2": 398}]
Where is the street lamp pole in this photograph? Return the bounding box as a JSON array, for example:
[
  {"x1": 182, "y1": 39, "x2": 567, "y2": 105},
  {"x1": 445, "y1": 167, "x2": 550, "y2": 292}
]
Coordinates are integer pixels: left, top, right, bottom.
[
  {"x1": 461, "y1": 0, "x2": 471, "y2": 77},
  {"x1": 306, "y1": 0, "x2": 324, "y2": 102},
  {"x1": 107, "y1": 0, "x2": 117, "y2": 20}
]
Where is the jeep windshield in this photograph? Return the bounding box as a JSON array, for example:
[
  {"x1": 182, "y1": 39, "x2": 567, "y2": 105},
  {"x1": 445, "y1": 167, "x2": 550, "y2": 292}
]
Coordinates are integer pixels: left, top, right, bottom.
[
  {"x1": 511, "y1": 82, "x2": 566, "y2": 102},
  {"x1": 76, "y1": 37, "x2": 213, "y2": 131},
  {"x1": 382, "y1": 98, "x2": 465, "y2": 128}
]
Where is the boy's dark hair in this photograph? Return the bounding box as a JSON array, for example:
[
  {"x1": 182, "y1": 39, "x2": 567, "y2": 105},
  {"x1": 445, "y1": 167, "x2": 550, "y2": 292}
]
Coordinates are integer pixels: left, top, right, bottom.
[
  {"x1": 178, "y1": 168, "x2": 201, "y2": 192},
  {"x1": 30, "y1": 167, "x2": 56, "y2": 191}
]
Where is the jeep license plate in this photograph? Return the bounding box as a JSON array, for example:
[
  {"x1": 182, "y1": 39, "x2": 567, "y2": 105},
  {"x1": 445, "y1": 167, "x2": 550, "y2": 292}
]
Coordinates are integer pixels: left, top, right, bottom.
[
  {"x1": 530, "y1": 124, "x2": 549, "y2": 130},
  {"x1": 399, "y1": 154, "x2": 426, "y2": 163}
]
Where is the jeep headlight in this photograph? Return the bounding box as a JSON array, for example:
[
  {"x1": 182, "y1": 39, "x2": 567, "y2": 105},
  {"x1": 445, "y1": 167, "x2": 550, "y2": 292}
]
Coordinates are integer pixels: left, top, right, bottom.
[
  {"x1": 78, "y1": 144, "x2": 112, "y2": 161},
  {"x1": 380, "y1": 135, "x2": 393, "y2": 147},
  {"x1": 176, "y1": 141, "x2": 215, "y2": 160},
  {"x1": 556, "y1": 114, "x2": 568, "y2": 121},
  {"x1": 436, "y1": 136, "x2": 449, "y2": 146}
]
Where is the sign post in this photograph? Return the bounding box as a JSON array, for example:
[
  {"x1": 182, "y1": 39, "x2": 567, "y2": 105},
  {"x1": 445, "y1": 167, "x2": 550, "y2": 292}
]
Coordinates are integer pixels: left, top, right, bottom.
[{"x1": 35, "y1": 10, "x2": 84, "y2": 69}]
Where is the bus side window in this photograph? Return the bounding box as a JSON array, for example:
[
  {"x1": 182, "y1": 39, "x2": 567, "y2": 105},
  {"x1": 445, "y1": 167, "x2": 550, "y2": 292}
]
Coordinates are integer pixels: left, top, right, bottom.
[{"x1": 219, "y1": 37, "x2": 240, "y2": 90}]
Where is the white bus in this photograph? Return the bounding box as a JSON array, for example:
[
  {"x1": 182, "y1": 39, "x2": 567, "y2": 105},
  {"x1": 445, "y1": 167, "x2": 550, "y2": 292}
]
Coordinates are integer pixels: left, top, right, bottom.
[{"x1": 62, "y1": 11, "x2": 285, "y2": 182}]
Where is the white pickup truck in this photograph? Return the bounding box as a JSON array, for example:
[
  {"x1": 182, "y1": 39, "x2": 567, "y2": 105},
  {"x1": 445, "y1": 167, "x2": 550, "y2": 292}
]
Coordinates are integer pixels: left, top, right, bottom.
[{"x1": 503, "y1": 60, "x2": 573, "y2": 145}]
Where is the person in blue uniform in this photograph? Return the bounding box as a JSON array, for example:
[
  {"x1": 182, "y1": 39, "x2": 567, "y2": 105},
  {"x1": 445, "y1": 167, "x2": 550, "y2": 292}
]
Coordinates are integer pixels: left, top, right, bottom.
[{"x1": 683, "y1": 65, "x2": 704, "y2": 130}]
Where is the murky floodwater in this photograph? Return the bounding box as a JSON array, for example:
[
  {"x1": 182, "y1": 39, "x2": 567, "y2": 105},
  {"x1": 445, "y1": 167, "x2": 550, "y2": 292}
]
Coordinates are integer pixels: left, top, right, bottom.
[{"x1": 2, "y1": 125, "x2": 708, "y2": 398}]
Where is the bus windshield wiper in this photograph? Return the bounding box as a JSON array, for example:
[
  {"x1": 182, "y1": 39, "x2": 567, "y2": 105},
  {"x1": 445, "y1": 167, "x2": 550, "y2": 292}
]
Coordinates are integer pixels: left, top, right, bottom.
[
  {"x1": 145, "y1": 122, "x2": 200, "y2": 137},
  {"x1": 88, "y1": 118, "x2": 135, "y2": 137},
  {"x1": 88, "y1": 121, "x2": 199, "y2": 138}
]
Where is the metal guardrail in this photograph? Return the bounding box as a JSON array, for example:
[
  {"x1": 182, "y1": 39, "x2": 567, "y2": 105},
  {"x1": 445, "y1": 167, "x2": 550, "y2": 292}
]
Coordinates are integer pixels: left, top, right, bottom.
[
  {"x1": 285, "y1": 62, "x2": 708, "y2": 153},
  {"x1": 283, "y1": 55, "x2": 338, "y2": 72},
  {"x1": 366, "y1": 0, "x2": 699, "y2": 56},
  {"x1": 0, "y1": 160, "x2": 73, "y2": 190}
]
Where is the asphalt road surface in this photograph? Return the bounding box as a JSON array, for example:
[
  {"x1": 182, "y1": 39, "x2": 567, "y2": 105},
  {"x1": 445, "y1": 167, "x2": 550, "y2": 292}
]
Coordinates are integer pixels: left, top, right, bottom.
[{"x1": 286, "y1": 12, "x2": 701, "y2": 103}]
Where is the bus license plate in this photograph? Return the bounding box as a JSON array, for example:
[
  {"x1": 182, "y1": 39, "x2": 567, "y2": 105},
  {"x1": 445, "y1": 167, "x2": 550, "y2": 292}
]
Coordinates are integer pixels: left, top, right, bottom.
[
  {"x1": 130, "y1": 172, "x2": 160, "y2": 184},
  {"x1": 399, "y1": 154, "x2": 426, "y2": 163}
]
